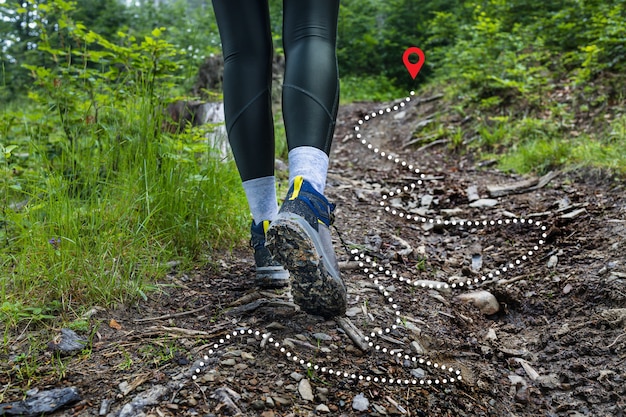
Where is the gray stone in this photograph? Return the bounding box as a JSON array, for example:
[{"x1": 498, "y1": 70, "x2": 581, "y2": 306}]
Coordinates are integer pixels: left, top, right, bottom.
[
  {"x1": 352, "y1": 393, "x2": 369, "y2": 411},
  {"x1": 290, "y1": 372, "x2": 304, "y2": 382},
  {"x1": 48, "y1": 328, "x2": 87, "y2": 354},
  {"x1": 469, "y1": 198, "x2": 498, "y2": 208},
  {"x1": 316, "y1": 404, "x2": 331, "y2": 413},
  {"x1": 0, "y1": 387, "x2": 81, "y2": 416},
  {"x1": 312, "y1": 332, "x2": 333, "y2": 341},
  {"x1": 411, "y1": 368, "x2": 426, "y2": 379},
  {"x1": 410, "y1": 341, "x2": 425, "y2": 355},
  {"x1": 298, "y1": 379, "x2": 314, "y2": 401},
  {"x1": 455, "y1": 290, "x2": 500, "y2": 315},
  {"x1": 119, "y1": 385, "x2": 170, "y2": 417}
]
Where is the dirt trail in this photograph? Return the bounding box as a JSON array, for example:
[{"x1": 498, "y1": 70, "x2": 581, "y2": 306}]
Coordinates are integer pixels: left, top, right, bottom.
[{"x1": 2, "y1": 93, "x2": 625, "y2": 416}]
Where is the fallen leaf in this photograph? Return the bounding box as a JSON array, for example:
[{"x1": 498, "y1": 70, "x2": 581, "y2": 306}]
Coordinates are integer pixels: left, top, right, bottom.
[{"x1": 109, "y1": 319, "x2": 122, "y2": 330}]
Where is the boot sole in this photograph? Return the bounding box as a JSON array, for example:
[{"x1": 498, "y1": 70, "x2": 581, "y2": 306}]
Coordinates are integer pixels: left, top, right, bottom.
[{"x1": 266, "y1": 213, "x2": 347, "y2": 318}]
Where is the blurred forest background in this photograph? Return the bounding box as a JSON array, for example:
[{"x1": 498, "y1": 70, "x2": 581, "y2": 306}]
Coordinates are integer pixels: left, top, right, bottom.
[{"x1": 1, "y1": 0, "x2": 625, "y2": 326}]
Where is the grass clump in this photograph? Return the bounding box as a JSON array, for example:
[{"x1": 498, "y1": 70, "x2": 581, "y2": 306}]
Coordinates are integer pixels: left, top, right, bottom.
[{"x1": 0, "y1": 3, "x2": 247, "y2": 335}]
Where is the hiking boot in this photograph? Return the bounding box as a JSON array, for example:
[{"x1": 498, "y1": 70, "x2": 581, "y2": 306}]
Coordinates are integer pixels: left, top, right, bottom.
[
  {"x1": 266, "y1": 176, "x2": 347, "y2": 318},
  {"x1": 251, "y1": 220, "x2": 290, "y2": 288}
]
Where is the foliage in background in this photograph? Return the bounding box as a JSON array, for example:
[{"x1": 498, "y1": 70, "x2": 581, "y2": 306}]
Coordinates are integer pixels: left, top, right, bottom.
[
  {"x1": 1, "y1": 0, "x2": 246, "y2": 330},
  {"x1": 423, "y1": 0, "x2": 626, "y2": 174}
]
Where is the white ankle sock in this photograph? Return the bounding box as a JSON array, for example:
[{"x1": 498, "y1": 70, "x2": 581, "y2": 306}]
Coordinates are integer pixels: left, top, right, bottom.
[
  {"x1": 288, "y1": 146, "x2": 329, "y2": 194},
  {"x1": 242, "y1": 176, "x2": 279, "y2": 223}
]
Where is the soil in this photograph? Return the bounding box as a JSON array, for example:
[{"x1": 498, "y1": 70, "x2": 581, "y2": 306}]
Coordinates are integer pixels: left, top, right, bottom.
[{"x1": 2, "y1": 93, "x2": 625, "y2": 417}]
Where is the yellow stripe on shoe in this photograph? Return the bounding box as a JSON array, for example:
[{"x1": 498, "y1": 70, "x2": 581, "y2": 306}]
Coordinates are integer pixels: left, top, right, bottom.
[
  {"x1": 289, "y1": 176, "x2": 304, "y2": 201},
  {"x1": 262, "y1": 220, "x2": 271, "y2": 235}
]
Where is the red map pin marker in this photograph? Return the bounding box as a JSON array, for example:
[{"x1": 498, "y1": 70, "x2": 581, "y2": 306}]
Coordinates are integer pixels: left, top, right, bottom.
[{"x1": 403, "y1": 47, "x2": 425, "y2": 79}]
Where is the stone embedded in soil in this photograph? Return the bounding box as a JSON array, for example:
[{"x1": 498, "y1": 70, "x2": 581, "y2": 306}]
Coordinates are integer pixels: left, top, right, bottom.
[
  {"x1": 316, "y1": 404, "x2": 331, "y2": 413},
  {"x1": 119, "y1": 385, "x2": 170, "y2": 417},
  {"x1": 316, "y1": 387, "x2": 329, "y2": 402},
  {"x1": 352, "y1": 393, "x2": 370, "y2": 411},
  {"x1": 48, "y1": 328, "x2": 87, "y2": 355},
  {"x1": 290, "y1": 372, "x2": 304, "y2": 382},
  {"x1": 466, "y1": 185, "x2": 480, "y2": 202},
  {"x1": 272, "y1": 396, "x2": 291, "y2": 406},
  {"x1": 0, "y1": 387, "x2": 81, "y2": 416},
  {"x1": 345, "y1": 306, "x2": 362, "y2": 317},
  {"x1": 312, "y1": 332, "x2": 333, "y2": 341},
  {"x1": 455, "y1": 290, "x2": 500, "y2": 315},
  {"x1": 298, "y1": 379, "x2": 314, "y2": 401},
  {"x1": 547, "y1": 255, "x2": 558, "y2": 268},
  {"x1": 410, "y1": 341, "x2": 426, "y2": 355},
  {"x1": 469, "y1": 198, "x2": 499, "y2": 208}
]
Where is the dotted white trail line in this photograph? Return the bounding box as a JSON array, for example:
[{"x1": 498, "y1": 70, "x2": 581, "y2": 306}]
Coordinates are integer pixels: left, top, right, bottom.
[
  {"x1": 191, "y1": 91, "x2": 550, "y2": 389},
  {"x1": 192, "y1": 329, "x2": 461, "y2": 387}
]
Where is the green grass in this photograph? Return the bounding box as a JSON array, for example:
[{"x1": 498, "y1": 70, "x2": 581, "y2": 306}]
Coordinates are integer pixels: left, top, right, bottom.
[{"x1": 0, "y1": 97, "x2": 247, "y2": 336}]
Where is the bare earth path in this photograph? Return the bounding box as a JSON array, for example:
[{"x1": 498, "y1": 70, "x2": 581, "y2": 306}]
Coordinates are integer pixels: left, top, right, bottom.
[{"x1": 2, "y1": 93, "x2": 625, "y2": 416}]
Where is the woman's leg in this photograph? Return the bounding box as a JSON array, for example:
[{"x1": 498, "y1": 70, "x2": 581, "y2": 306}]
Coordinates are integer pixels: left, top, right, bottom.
[
  {"x1": 213, "y1": 0, "x2": 288, "y2": 287},
  {"x1": 266, "y1": 0, "x2": 346, "y2": 318},
  {"x1": 282, "y1": 0, "x2": 341, "y2": 194}
]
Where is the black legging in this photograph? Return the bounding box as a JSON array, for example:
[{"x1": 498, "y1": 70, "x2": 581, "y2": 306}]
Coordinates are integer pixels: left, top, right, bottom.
[{"x1": 212, "y1": 0, "x2": 340, "y2": 181}]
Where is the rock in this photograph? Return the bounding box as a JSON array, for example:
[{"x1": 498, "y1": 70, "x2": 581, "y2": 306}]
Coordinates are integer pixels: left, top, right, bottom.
[
  {"x1": 316, "y1": 387, "x2": 329, "y2": 401},
  {"x1": 99, "y1": 398, "x2": 113, "y2": 416},
  {"x1": 265, "y1": 397, "x2": 275, "y2": 407},
  {"x1": 220, "y1": 358, "x2": 236, "y2": 366},
  {"x1": 547, "y1": 255, "x2": 558, "y2": 268},
  {"x1": 251, "y1": 400, "x2": 265, "y2": 410},
  {"x1": 373, "y1": 404, "x2": 388, "y2": 414},
  {"x1": 312, "y1": 332, "x2": 333, "y2": 341},
  {"x1": 119, "y1": 385, "x2": 170, "y2": 417},
  {"x1": 403, "y1": 321, "x2": 421, "y2": 334},
  {"x1": 316, "y1": 404, "x2": 331, "y2": 413},
  {"x1": 290, "y1": 372, "x2": 304, "y2": 382},
  {"x1": 485, "y1": 328, "x2": 498, "y2": 342},
  {"x1": 352, "y1": 393, "x2": 369, "y2": 411},
  {"x1": 469, "y1": 198, "x2": 498, "y2": 208},
  {"x1": 562, "y1": 283, "x2": 573, "y2": 294},
  {"x1": 272, "y1": 396, "x2": 291, "y2": 406},
  {"x1": 536, "y1": 374, "x2": 560, "y2": 389},
  {"x1": 411, "y1": 368, "x2": 426, "y2": 378},
  {"x1": 298, "y1": 379, "x2": 314, "y2": 401},
  {"x1": 48, "y1": 328, "x2": 87, "y2": 355},
  {"x1": 421, "y1": 194, "x2": 434, "y2": 208},
  {"x1": 471, "y1": 254, "x2": 483, "y2": 271},
  {"x1": 410, "y1": 341, "x2": 425, "y2": 355},
  {"x1": 455, "y1": 290, "x2": 500, "y2": 315},
  {"x1": 393, "y1": 110, "x2": 406, "y2": 120},
  {"x1": 466, "y1": 185, "x2": 480, "y2": 202},
  {"x1": 0, "y1": 387, "x2": 81, "y2": 416},
  {"x1": 345, "y1": 306, "x2": 362, "y2": 317}
]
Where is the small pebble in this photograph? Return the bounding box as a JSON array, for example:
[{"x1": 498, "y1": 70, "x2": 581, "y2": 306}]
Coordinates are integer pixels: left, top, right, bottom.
[
  {"x1": 345, "y1": 307, "x2": 362, "y2": 317},
  {"x1": 298, "y1": 379, "x2": 314, "y2": 402},
  {"x1": 455, "y1": 290, "x2": 500, "y2": 315},
  {"x1": 352, "y1": 393, "x2": 369, "y2": 411},
  {"x1": 315, "y1": 404, "x2": 330, "y2": 413},
  {"x1": 410, "y1": 341, "x2": 425, "y2": 355},
  {"x1": 469, "y1": 198, "x2": 498, "y2": 208},
  {"x1": 312, "y1": 333, "x2": 333, "y2": 341}
]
